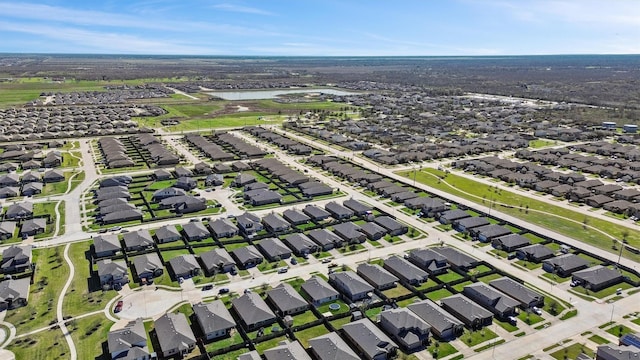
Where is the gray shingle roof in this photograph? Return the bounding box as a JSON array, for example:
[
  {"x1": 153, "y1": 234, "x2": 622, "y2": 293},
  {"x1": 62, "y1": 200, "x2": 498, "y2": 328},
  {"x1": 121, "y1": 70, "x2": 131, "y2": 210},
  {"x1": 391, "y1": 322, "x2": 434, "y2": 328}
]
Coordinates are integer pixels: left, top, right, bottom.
[
  {"x1": 263, "y1": 340, "x2": 312, "y2": 360},
  {"x1": 168, "y1": 254, "x2": 201, "y2": 276},
  {"x1": 383, "y1": 255, "x2": 428, "y2": 283},
  {"x1": 155, "y1": 312, "x2": 196, "y2": 354},
  {"x1": 266, "y1": 283, "x2": 308, "y2": 314},
  {"x1": 232, "y1": 292, "x2": 276, "y2": 328},
  {"x1": 193, "y1": 300, "x2": 236, "y2": 335},
  {"x1": 301, "y1": 276, "x2": 339, "y2": 301},
  {"x1": 441, "y1": 294, "x2": 493, "y2": 323},
  {"x1": 308, "y1": 332, "x2": 360, "y2": 360},
  {"x1": 489, "y1": 277, "x2": 544, "y2": 307},
  {"x1": 199, "y1": 248, "x2": 234, "y2": 272},
  {"x1": 232, "y1": 245, "x2": 264, "y2": 265},
  {"x1": 122, "y1": 229, "x2": 154, "y2": 249},
  {"x1": 329, "y1": 271, "x2": 374, "y2": 297},
  {"x1": 572, "y1": 265, "x2": 622, "y2": 286},
  {"x1": 357, "y1": 263, "x2": 399, "y2": 288},
  {"x1": 342, "y1": 318, "x2": 398, "y2": 359},
  {"x1": 131, "y1": 253, "x2": 163, "y2": 277},
  {"x1": 463, "y1": 282, "x2": 521, "y2": 314},
  {"x1": 94, "y1": 234, "x2": 121, "y2": 254},
  {"x1": 108, "y1": 318, "x2": 147, "y2": 355},
  {"x1": 407, "y1": 299, "x2": 463, "y2": 336}
]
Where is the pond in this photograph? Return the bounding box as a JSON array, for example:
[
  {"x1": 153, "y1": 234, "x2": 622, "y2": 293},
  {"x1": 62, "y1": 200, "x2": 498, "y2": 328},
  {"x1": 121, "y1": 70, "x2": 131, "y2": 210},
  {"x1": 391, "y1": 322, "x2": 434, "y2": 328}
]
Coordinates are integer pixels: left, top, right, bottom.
[{"x1": 207, "y1": 88, "x2": 357, "y2": 100}]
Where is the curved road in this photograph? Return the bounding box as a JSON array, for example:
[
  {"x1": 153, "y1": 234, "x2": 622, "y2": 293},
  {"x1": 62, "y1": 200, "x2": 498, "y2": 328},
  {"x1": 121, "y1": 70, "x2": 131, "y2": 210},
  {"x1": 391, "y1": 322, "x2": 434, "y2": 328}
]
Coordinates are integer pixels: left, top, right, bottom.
[{"x1": 57, "y1": 243, "x2": 77, "y2": 360}]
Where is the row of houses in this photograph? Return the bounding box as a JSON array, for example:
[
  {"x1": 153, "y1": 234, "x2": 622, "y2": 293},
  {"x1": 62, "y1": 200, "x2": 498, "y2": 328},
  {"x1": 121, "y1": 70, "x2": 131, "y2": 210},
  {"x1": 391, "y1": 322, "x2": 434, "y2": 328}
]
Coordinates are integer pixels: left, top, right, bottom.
[
  {"x1": 0, "y1": 169, "x2": 65, "y2": 198},
  {"x1": 131, "y1": 133, "x2": 180, "y2": 166},
  {"x1": 97, "y1": 137, "x2": 135, "y2": 169},
  {"x1": 245, "y1": 126, "x2": 313, "y2": 155}
]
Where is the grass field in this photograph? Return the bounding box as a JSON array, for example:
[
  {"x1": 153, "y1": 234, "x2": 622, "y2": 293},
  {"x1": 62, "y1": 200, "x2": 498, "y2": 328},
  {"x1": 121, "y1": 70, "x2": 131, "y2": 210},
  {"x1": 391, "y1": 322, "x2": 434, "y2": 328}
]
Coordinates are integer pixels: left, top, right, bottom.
[
  {"x1": 4, "y1": 246, "x2": 68, "y2": 335},
  {"x1": 63, "y1": 241, "x2": 118, "y2": 317},
  {"x1": 549, "y1": 343, "x2": 594, "y2": 360},
  {"x1": 398, "y1": 168, "x2": 640, "y2": 261},
  {"x1": 7, "y1": 328, "x2": 69, "y2": 360},
  {"x1": 68, "y1": 314, "x2": 113, "y2": 360}
]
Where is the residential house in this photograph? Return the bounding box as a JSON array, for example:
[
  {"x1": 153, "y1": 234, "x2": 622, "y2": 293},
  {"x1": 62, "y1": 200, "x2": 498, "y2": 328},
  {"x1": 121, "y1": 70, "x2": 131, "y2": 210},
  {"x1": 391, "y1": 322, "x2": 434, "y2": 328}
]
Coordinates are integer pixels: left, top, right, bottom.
[
  {"x1": 380, "y1": 308, "x2": 431, "y2": 350},
  {"x1": 453, "y1": 217, "x2": 490, "y2": 233},
  {"x1": 236, "y1": 212, "x2": 263, "y2": 236},
  {"x1": 193, "y1": 301, "x2": 236, "y2": 341},
  {"x1": 262, "y1": 213, "x2": 291, "y2": 233},
  {"x1": 308, "y1": 332, "x2": 360, "y2": 360},
  {"x1": 194, "y1": 162, "x2": 212, "y2": 175},
  {"x1": 174, "y1": 167, "x2": 193, "y2": 178},
  {"x1": 168, "y1": 254, "x2": 201, "y2": 280},
  {"x1": 282, "y1": 208, "x2": 310, "y2": 225},
  {"x1": 332, "y1": 222, "x2": 366, "y2": 244},
  {"x1": 245, "y1": 189, "x2": 282, "y2": 206},
  {"x1": 408, "y1": 248, "x2": 450, "y2": 275},
  {"x1": 440, "y1": 294, "x2": 493, "y2": 330},
  {"x1": 383, "y1": 256, "x2": 429, "y2": 286},
  {"x1": 303, "y1": 204, "x2": 331, "y2": 222},
  {"x1": 1, "y1": 245, "x2": 32, "y2": 274},
  {"x1": 205, "y1": 174, "x2": 223, "y2": 187},
  {"x1": 155, "y1": 312, "x2": 196, "y2": 358},
  {"x1": 122, "y1": 229, "x2": 154, "y2": 252},
  {"x1": 199, "y1": 248, "x2": 236, "y2": 274},
  {"x1": 209, "y1": 218, "x2": 239, "y2": 239},
  {"x1": 325, "y1": 201, "x2": 354, "y2": 220},
  {"x1": 308, "y1": 228, "x2": 343, "y2": 250},
  {"x1": 231, "y1": 245, "x2": 264, "y2": 269},
  {"x1": 0, "y1": 173, "x2": 20, "y2": 187},
  {"x1": 0, "y1": 278, "x2": 30, "y2": 311},
  {"x1": 154, "y1": 224, "x2": 182, "y2": 244},
  {"x1": 407, "y1": 299, "x2": 464, "y2": 340},
  {"x1": 282, "y1": 233, "x2": 317, "y2": 256},
  {"x1": 101, "y1": 209, "x2": 143, "y2": 225},
  {"x1": 97, "y1": 259, "x2": 129, "y2": 287},
  {"x1": 585, "y1": 194, "x2": 614, "y2": 208},
  {"x1": 489, "y1": 277, "x2": 545, "y2": 309},
  {"x1": 360, "y1": 222, "x2": 388, "y2": 240},
  {"x1": 0, "y1": 187, "x2": 19, "y2": 199},
  {"x1": 233, "y1": 173, "x2": 256, "y2": 187},
  {"x1": 419, "y1": 198, "x2": 449, "y2": 217},
  {"x1": 174, "y1": 177, "x2": 197, "y2": 191},
  {"x1": 5, "y1": 202, "x2": 33, "y2": 220},
  {"x1": 374, "y1": 216, "x2": 408, "y2": 236},
  {"x1": 263, "y1": 340, "x2": 312, "y2": 360},
  {"x1": 463, "y1": 283, "x2": 520, "y2": 319},
  {"x1": 93, "y1": 235, "x2": 121, "y2": 258},
  {"x1": 572, "y1": 265, "x2": 623, "y2": 291},
  {"x1": 182, "y1": 221, "x2": 210, "y2": 241},
  {"x1": 256, "y1": 237, "x2": 292, "y2": 261},
  {"x1": 357, "y1": 263, "x2": 398, "y2": 290},
  {"x1": 343, "y1": 198, "x2": 373, "y2": 215},
  {"x1": 329, "y1": 270, "x2": 374, "y2": 301},
  {"x1": 266, "y1": 283, "x2": 309, "y2": 316},
  {"x1": 244, "y1": 182, "x2": 269, "y2": 192},
  {"x1": 438, "y1": 209, "x2": 471, "y2": 224},
  {"x1": 342, "y1": 318, "x2": 398, "y2": 360},
  {"x1": 516, "y1": 244, "x2": 555, "y2": 263},
  {"x1": 596, "y1": 344, "x2": 640, "y2": 360},
  {"x1": 159, "y1": 195, "x2": 206, "y2": 214},
  {"x1": 108, "y1": 318, "x2": 150, "y2": 360},
  {"x1": 542, "y1": 254, "x2": 589, "y2": 277},
  {"x1": 131, "y1": 253, "x2": 164, "y2": 281},
  {"x1": 151, "y1": 187, "x2": 187, "y2": 202},
  {"x1": 19, "y1": 218, "x2": 46, "y2": 237},
  {"x1": 492, "y1": 234, "x2": 530, "y2": 252},
  {"x1": 472, "y1": 224, "x2": 512, "y2": 242},
  {"x1": 232, "y1": 292, "x2": 277, "y2": 331},
  {"x1": 432, "y1": 247, "x2": 480, "y2": 271},
  {"x1": 0, "y1": 221, "x2": 16, "y2": 240},
  {"x1": 153, "y1": 168, "x2": 173, "y2": 181},
  {"x1": 21, "y1": 182, "x2": 43, "y2": 197},
  {"x1": 301, "y1": 275, "x2": 340, "y2": 306}
]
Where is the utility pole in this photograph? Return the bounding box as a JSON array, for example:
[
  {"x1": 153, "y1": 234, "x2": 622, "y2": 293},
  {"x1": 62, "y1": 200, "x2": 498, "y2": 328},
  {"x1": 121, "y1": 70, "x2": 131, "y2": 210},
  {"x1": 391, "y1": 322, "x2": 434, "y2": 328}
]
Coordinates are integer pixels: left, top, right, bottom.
[{"x1": 617, "y1": 240, "x2": 624, "y2": 268}]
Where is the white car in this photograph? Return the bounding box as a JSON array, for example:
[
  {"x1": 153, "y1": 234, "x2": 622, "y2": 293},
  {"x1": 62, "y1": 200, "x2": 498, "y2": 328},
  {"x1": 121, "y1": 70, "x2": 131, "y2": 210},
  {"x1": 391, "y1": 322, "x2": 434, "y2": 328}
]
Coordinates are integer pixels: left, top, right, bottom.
[{"x1": 532, "y1": 307, "x2": 542, "y2": 315}]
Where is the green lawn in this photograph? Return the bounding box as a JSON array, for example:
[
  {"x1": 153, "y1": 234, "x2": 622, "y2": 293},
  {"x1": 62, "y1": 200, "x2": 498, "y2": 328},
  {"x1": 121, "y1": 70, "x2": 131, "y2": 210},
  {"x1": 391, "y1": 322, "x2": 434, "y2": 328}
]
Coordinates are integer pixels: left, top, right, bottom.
[
  {"x1": 316, "y1": 299, "x2": 349, "y2": 315},
  {"x1": 63, "y1": 241, "x2": 118, "y2": 317},
  {"x1": 67, "y1": 314, "x2": 113, "y2": 360},
  {"x1": 460, "y1": 328, "x2": 498, "y2": 347},
  {"x1": 426, "y1": 288, "x2": 454, "y2": 301},
  {"x1": 5, "y1": 246, "x2": 68, "y2": 335},
  {"x1": 396, "y1": 296, "x2": 421, "y2": 307},
  {"x1": 382, "y1": 284, "x2": 413, "y2": 298},
  {"x1": 428, "y1": 341, "x2": 458, "y2": 359},
  {"x1": 588, "y1": 334, "x2": 610, "y2": 345},
  {"x1": 478, "y1": 273, "x2": 503, "y2": 283},
  {"x1": 204, "y1": 330, "x2": 245, "y2": 353},
  {"x1": 329, "y1": 316, "x2": 352, "y2": 330},
  {"x1": 398, "y1": 168, "x2": 640, "y2": 261},
  {"x1": 254, "y1": 335, "x2": 288, "y2": 354},
  {"x1": 436, "y1": 271, "x2": 465, "y2": 283},
  {"x1": 7, "y1": 328, "x2": 69, "y2": 360},
  {"x1": 606, "y1": 324, "x2": 635, "y2": 338},
  {"x1": 518, "y1": 310, "x2": 544, "y2": 325},
  {"x1": 549, "y1": 343, "x2": 594, "y2": 360},
  {"x1": 292, "y1": 310, "x2": 318, "y2": 327},
  {"x1": 414, "y1": 278, "x2": 439, "y2": 291},
  {"x1": 293, "y1": 325, "x2": 330, "y2": 347},
  {"x1": 571, "y1": 282, "x2": 634, "y2": 299}
]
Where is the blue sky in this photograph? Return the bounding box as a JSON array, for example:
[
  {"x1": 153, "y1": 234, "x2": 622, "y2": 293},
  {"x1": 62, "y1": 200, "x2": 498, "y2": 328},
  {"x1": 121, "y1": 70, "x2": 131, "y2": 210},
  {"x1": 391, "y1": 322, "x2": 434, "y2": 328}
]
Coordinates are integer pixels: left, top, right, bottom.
[{"x1": 0, "y1": 0, "x2": 638, "y2": 55}]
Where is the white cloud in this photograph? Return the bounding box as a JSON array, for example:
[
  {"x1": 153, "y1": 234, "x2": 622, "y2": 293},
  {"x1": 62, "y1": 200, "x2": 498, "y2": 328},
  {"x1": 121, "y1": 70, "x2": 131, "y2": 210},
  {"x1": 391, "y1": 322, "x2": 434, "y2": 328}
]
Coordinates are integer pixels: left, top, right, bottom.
[{"x1": 212, "y1": 3, "x2": 274, "y2": 16}]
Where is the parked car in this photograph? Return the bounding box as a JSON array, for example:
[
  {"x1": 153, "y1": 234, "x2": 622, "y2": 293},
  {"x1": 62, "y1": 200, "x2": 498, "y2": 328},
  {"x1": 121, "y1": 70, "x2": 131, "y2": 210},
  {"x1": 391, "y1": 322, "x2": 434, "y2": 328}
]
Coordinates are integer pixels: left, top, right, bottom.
[
  {"x1": 277, "y1": 267, "x2": 289, "y2": 274},
  {"x1": 508, "y1": 316, "x2": 517, "y2": 325},
  {"x1": 202, "y1": 284, "x2": 213, "y2": 291},
  {"x1": 532, "y1": 307, "x2": 542, "y2": 315},
  {"x1": 114, "y1": 300, "x2": 123, "y2": 313},
  {"x1": 321, "y1": 258, "x2": 332, "y2": 264},
  {"x1": 98, "y1": 228, "x2": 108, "y2": 234},
  {"x1": 109, "y1": 226, "x2": 122, "y2": 232},
  {"x1": 290, "y1": 258, "x2": 298, "y2": 265},
  {"x1": 218, "y1": 288, "x2": 230, "y2": 294}
]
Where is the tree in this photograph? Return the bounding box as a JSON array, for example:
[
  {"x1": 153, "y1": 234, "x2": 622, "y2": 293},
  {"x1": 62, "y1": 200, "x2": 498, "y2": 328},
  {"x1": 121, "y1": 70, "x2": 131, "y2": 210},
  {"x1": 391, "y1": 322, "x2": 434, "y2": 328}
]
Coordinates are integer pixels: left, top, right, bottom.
[{"x1": 622, "y1": 230, "x2": 629, "y2": 244}]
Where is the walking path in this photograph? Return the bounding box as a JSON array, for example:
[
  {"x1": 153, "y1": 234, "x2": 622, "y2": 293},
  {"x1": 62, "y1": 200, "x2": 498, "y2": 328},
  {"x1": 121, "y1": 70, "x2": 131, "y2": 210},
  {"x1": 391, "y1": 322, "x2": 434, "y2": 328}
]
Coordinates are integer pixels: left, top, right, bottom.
[{"x1": 57, "y1": 243, "x2": 77, "y2": 360}]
